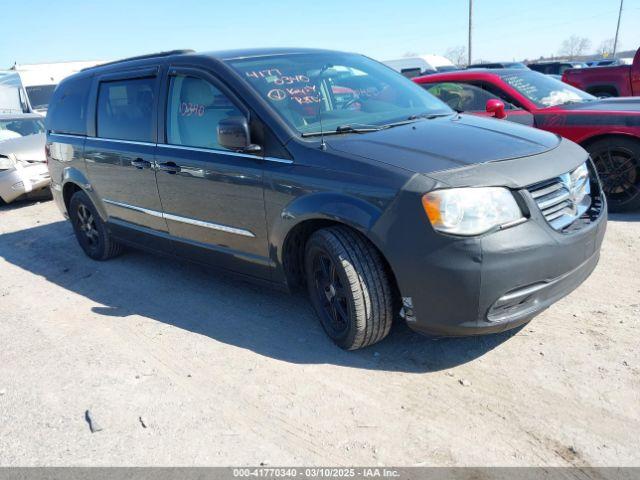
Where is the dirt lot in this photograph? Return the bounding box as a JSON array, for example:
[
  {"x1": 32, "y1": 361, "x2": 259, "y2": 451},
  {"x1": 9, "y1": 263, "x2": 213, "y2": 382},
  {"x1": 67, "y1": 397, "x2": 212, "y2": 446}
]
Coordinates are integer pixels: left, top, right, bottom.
[{"x1": 0, "y1": 198, "x2": 638, "y2": 466}]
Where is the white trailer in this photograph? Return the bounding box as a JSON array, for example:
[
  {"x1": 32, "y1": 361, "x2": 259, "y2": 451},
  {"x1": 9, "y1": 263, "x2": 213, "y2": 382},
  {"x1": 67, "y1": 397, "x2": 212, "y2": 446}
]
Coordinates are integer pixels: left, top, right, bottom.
[{"x1": 0, "y1": 60, "x2": 104, "y2": 114}]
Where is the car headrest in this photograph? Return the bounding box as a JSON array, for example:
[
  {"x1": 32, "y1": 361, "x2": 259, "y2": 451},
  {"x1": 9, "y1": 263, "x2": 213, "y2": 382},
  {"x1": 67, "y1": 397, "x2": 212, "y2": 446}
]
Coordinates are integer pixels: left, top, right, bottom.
[{"x1": 181, "y1": 78, "x2": 215, "y2": 106}]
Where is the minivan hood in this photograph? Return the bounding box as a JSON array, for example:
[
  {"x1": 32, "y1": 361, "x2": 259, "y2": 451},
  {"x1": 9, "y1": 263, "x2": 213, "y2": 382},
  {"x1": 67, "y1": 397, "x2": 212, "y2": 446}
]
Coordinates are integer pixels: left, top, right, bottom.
[
  {"x1": 326, "y1": 114, "x2": 560, "y2": 174},
  {"x1": 0, "y1": 133, "x2": 46, "y2": 162}
]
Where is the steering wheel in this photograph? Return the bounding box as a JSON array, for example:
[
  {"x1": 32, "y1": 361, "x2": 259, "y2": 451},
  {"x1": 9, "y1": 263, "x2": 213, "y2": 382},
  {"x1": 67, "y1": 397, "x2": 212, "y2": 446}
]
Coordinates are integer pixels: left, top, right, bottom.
[{"x1": 342, "y1": 97, "x2": 362, "y2": 110}]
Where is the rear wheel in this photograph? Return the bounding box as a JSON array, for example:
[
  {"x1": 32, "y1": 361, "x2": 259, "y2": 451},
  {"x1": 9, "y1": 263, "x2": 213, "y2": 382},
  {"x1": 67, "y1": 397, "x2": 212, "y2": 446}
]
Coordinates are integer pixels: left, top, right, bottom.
[
  {"x1": 588, "y1": 88, "x2": 617, "y2": 98},
  {"x1": 305, "y1": 226, "x2": 394, "y2": 350},
  {"x1": 69, "y1": 190, "x2": 123, "y2": 260},
  {"x1": 587, "y1": 137, "x2": 640, "y2": 212},
  {"x1": 593, "y1": 91, "x2": 615, "y2": 98}
]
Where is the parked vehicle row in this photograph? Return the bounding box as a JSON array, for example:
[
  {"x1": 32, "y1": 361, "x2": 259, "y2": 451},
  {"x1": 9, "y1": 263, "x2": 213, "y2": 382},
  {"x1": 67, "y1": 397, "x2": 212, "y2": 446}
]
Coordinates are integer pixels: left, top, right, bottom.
[
  {"x1": 468, "y1": 61, "x2": 529, "y2": 70},
  {"x1": 415, "y1": 68, "x2": 640, "y2": 212},
  {"x1": 383, "y1": 55, "x2": 457, "y2": 78},
  {"x1": 45, "y1": 48, "x2": 606, "y2": 350},
  {"x1": 527, "y1": 61, "x2": 588, "y2": 76},
  {"x1": 562, "y1": 48, "x2": 640, "y2": 98},
  {"x1": 381, "y1": 48, "x2": 640, "y2": 91}
]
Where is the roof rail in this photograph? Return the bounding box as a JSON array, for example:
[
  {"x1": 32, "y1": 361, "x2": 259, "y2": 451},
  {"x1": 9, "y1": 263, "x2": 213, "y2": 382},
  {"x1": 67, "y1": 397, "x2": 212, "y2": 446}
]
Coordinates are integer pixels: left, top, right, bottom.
[{"x1": 81, "y1": 49, "x2": 195, "y2": 71}]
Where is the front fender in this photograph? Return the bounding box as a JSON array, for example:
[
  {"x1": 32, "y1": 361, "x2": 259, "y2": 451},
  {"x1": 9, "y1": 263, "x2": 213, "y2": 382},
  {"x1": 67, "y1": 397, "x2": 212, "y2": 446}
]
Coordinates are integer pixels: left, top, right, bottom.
[
  {"x1": 269, "y1": 192, "x2": 385, "y2": 279},
  {"x1": 578, "y1": 130, "x2": 640, "y2": 147}
]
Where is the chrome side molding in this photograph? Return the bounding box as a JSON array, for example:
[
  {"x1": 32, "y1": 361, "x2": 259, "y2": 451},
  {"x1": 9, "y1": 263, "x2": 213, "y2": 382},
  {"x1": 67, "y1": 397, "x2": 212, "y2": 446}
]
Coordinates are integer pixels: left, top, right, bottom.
[{"x1": 102, "y1": 199, "x2": 256, "y2": 237}]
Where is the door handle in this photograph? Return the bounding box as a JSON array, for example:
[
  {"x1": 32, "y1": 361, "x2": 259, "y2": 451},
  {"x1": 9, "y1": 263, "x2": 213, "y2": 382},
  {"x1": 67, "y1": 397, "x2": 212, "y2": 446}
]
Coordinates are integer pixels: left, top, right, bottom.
[
  {"x1": 131, "y1": 158, "x2": 152, "y2": 169},
  {"x1": 156, "y1": 162, "x2": 181, "y2": 174}
]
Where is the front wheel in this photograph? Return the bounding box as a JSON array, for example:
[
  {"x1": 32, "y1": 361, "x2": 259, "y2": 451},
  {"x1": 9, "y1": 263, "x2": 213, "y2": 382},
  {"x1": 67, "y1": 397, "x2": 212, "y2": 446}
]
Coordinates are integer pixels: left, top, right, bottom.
[
  {"x1": 587, "y1": 137, "x2": 640, "y2": 212},
  {"x1": 305, "y1": 226, "x2": 394, "y2": 350}
]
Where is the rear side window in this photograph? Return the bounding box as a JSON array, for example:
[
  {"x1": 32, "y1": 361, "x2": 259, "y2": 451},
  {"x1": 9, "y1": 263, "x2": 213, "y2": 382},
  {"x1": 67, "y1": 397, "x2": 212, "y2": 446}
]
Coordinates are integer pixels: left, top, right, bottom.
[
  {"x1": 46, "y1": 75, "x2": 92, "y2": 135},
  {"x1": 97, "y1": 77, "x2": 155, "y2": 142}
]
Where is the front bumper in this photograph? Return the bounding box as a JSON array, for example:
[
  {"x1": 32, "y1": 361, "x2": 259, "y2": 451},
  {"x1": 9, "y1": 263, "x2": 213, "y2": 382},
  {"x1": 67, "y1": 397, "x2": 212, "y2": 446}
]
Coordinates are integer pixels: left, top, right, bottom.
[
  {"x1": 400, "y1": 194, "x2": 607, "y2": 337},
  {"x1": 0, "y1": 163, "x2": 50, "y2": 203}
]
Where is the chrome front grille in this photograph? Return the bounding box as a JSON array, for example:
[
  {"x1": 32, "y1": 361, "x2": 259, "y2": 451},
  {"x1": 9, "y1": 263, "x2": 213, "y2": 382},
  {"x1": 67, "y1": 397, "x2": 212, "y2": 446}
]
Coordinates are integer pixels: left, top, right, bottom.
[{"x1": 528, "y1": 162, "x2": 592, "y2": 231}]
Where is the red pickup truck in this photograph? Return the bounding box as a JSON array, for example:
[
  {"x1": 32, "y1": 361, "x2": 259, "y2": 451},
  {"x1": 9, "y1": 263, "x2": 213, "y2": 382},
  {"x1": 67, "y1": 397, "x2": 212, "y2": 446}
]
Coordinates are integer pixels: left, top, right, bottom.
[{"x1": 562, "y1": 48, "x2": 640, "y2": 97}]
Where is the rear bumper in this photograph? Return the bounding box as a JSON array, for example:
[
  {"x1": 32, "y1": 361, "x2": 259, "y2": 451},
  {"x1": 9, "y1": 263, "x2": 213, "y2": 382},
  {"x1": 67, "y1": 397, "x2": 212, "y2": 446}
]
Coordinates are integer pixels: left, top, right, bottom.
[
  {"x1": 0, "y1": 163, "x2": 50, "y2": 203},
  {"x1": 50, "y1": 180, "x2": 68, "y2": 217},
  {"x1": 401, "y1": 201, "x2": 607, "y2": 337}
]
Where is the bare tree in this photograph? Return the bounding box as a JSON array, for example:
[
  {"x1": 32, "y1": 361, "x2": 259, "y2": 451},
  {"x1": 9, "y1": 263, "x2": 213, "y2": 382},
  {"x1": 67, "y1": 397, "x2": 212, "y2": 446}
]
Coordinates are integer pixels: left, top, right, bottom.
[
  {"x1": 597, "y1": 38, "x2": 615, "y2": 58},
  {"x1": 444, "y1": 46, "x2": 468, "y2": 67},
  {"x1": 559, "y1": 36, "x2": 592, "y2": 60}
]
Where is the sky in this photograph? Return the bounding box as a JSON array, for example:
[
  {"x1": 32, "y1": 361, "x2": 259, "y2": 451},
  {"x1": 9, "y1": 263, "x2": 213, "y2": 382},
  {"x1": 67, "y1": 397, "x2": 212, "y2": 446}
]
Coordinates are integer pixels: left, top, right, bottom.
[{"x1": 2, "y1": 0, "x2": 639, "y2": 67}]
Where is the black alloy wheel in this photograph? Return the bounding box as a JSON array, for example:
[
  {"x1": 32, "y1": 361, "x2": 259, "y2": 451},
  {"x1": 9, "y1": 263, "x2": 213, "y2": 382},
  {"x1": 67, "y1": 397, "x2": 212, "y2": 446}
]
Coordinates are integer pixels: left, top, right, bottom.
[
  {"x1": 312, "y1": 251, "x2": 351, "y2": 338},
  {"x1": 69, "y1": 190, "x2": 123, "y2": 260},
  {"x1": 76, "y1": 203, "x2": 100, "y2": 251},
  {"x1": 304, "y1": 226, "x2": 394, "y2": 350},
  {"x1": 589, "y1": 138, "x2": 640, "y2": 212}
]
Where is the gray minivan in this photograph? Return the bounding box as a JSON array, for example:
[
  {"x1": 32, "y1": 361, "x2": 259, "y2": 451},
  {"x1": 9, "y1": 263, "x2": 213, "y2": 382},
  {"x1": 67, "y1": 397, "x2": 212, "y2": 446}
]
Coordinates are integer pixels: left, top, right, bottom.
[{"x1": 46, "y1": 49, "x2": 607, "y2": 350}]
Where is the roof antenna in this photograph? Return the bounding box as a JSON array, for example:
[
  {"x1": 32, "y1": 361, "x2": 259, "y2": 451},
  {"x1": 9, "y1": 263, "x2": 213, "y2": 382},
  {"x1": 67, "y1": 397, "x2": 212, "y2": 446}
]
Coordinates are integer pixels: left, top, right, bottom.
[{"x1": 316, "y1": 63, "x2": 333, "y2": 151}]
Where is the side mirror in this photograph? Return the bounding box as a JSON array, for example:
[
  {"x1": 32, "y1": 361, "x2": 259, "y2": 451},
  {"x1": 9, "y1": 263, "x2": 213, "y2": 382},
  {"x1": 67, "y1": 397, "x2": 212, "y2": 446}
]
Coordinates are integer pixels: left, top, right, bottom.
[
  {"x1": 485, "y1": 99, "x2": 507, "y2": 119},
  {"x1": 217, "y1": 116, "x2": 261, "y2": 153}
]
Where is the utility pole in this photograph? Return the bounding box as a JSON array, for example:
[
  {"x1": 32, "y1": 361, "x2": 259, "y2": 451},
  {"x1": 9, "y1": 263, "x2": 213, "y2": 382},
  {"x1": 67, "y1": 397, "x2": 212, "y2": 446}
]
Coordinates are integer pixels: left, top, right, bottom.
[
  {"x1": 613, "y1": 0, "x2": 624, "y2": 57},
  {"x1": 468, "y1": 0, "x2": 473, "y2": 65}
]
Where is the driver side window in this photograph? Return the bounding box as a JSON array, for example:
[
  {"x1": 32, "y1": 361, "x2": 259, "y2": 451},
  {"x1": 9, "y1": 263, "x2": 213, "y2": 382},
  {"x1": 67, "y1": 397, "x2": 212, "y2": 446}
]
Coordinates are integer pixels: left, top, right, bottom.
[
  {"x1": 428, "y1": 82, "x2": 510, "y2": 112},
  {"x1": 166, "y1": 75, "x2": 244, "y2": 150},
  {"x1": 426, "y1": 82, "x2": 515, "y2": 112}
]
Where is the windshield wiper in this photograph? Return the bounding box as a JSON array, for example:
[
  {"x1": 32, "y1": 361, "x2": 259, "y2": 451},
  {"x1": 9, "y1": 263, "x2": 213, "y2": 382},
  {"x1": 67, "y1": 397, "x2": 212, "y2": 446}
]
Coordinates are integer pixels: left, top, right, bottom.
[
  {"x1": 301, "y1": 124, "x2": 385, "y2": 137},
  {"x1": 301, "y1": 113, "x2": 455, "y2": 138},
  {"x1": 407, "y1": 112, "x2": 455, "y2": 120},
  {"x1": 380, "y1": 112, "x2": 454, "y2": 128},
  {"x1": 336, "y1": 124, "x2": 384, "y2": 133}
]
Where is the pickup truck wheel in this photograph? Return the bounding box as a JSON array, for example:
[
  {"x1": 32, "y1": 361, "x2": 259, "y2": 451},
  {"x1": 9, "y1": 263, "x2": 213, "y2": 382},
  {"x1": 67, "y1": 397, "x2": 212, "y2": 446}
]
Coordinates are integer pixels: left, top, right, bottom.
[
  {"x1": 588, "y1": 138, "x2": 640, "y2": 212},
  {"x1": 69, "y1": 190, "x2": 123, "y2": 260},
  {"x1": 305, "y1": 226, "x2": 393, "y2": 350}
]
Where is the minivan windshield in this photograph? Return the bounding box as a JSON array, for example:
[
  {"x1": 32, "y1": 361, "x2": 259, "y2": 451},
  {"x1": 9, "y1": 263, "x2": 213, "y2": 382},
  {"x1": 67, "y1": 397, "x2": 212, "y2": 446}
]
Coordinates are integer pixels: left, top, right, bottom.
[{"x1": 228, "y1": 53, "x2": 453, "y2": 135}]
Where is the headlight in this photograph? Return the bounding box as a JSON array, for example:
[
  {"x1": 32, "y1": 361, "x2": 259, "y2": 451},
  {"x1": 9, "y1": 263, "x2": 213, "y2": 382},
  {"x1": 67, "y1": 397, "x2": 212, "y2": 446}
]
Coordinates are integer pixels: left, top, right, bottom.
[
  {"x1": 569, "y1": 161, "x2": 590, "y2": 205},
  {"x1": 422, "y1": 187, "x2": 524, "y2": 236},
  {"x1": 0, "y1": 154, "x2": 16, "y2": 170}
]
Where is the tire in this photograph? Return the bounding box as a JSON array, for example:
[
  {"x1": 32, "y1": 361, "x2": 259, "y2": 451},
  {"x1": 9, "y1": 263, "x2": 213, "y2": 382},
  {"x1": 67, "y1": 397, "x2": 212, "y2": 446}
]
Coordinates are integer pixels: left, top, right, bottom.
[
  {"x1": 305, "y1": 226, "x2": 394, "y2": 350},
  {"x1": 69, "y1": 190, "x2": 123, "y2": 260},
  {"x1": 593, "y1": 91, "x2": 615, "y2": 98},
  {"x1": 586, "y1": 137, "x2": 640, "y2": 212},
  {"x1": 588, "y1": 88, "x2": 617, "y2": 98}
]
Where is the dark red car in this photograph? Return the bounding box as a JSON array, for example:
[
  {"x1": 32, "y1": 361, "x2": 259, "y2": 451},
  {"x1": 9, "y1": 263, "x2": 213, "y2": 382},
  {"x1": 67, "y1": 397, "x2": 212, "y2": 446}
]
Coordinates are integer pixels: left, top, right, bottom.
[{"x1": 414, "y1": 69, "x2": 640, "y2": 211}]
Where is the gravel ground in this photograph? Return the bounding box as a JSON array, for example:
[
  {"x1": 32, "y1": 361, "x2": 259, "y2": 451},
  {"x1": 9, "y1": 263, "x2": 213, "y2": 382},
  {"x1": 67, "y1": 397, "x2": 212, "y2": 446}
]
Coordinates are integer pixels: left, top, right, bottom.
[{"x1": 0, "y1": 198, "x2": 638, "y2": 466}]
